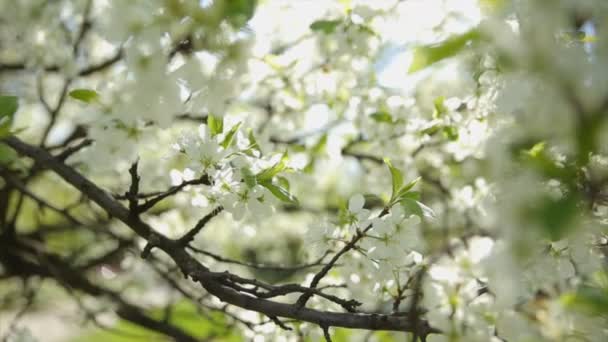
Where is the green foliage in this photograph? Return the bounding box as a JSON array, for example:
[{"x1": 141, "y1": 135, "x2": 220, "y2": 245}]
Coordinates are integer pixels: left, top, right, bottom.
[
  {"x1": 0, "y1": 144, "x2": 18, "y2": 165},
  {"x1": 245, "y1": 128, "x2": 261, "y2": 156},
  {"x1": 562, "y1": 284, "x2": 608, "y2": 316},
  {"x1": 384, "y1": 158, "x2": 420, "y2": 207},
  {"x1": 370, "y1": 111, "x2": 393, "y2": 123},
  {"x1": 224, "y1": 0, "x2": 257, "y2": 28},
  {"x1": 241, "y1": 167, "x2": 257, "y2": 188},
  {"x1": 260, "y1": 180, "x2": 299, "y2": 205},
  {"x1": 385, "y1": 158, "x2": 404, "y2": 201},
  {"x1": 221, "y1": 122, "x2": 242, "y2": 148},
  {"x1": 432, "y1": 96, "x2": 447, "y2": 118},
  {"x1": 257, "y1": 153, "x2": 289, "y2": 182},
  {"x1": 68, "y1": 89, "x2": 99, "y2": 103},
  {"x1": 310, "y1": 19, "x2": 342, "y2": 34},
  {"x1": 529, "y1": 193, "x2": 580, "y2": 241},
  {"x1": 207, "y1": 115, "x2": 224, "y2": 137},
  {"x1": 240, "y1": 153, "x2": 298, "y2": 204},
  {"x1": 72, "y1": 301, "x2": 242, "y2": 342},
  {"x1": 442, "y1": 125, "x2": 459, "y2": 141},
  {"x1": 409, "y1": 29, "x2": 481, "y2": 73},
  {"x1": 0, "y1": 95, "x2": 18, "y2": 137}
]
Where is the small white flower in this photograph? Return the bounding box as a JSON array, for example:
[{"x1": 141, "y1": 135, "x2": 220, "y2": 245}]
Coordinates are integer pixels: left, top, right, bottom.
[{"x1": 347, "y1": 193, "x2": 371, "y2": 227}]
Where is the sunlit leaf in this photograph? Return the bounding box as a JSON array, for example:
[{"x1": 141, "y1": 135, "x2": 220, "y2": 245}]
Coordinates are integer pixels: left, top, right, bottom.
[
  {"x1": 207, "y1": 115, "x2": 223, "y2": 137},
  {"x1": 68, "y1": 89, "x2": 99, "y2": 103},
  {"x1": 0, "y1": 95, "x2": 18, "y2": 137},
  {"x1": 241, "y1": 167, "x2": 257, "y2": 188},
  {"x1": 224, "y1": 0, "x2": 257, "y2": 28},
  {"x1": 260, "y1": 180, "x2": 298, "y2": 205},
  {"x1": 0, "y1": 144, "x2": 17, "y2": 165},
  {"x1": 395, "y1": 177, "x2": 421, "y2": 200},
  {"x1": 531, "y1": 194, "x2": 580, "y2": 240},
  {"x1": 277, "y1": 176, "x2": 290, "y2": 191},
  {"x1": 442, "y1": 126, "x2": 459, "y2": 141},
  {"x1": 257, "y1": 153, "x2": 289, "y2": 182},
  {"x1": 409, "y1": 29, "x2": 481, "y2": 73},
  {"x1": 310, "y1": 19, "x2": 342, "y2": 34},
  {"x1": 384, "y1": 158, "x2": 403, "y2": 202},
  {"x1": 433, "y1": 96, "x2": 447, "y2": 118},
  {"x1": 561, "y1": 286, "x2": 608, "y2": 316},
  {"x1": 400, "y1": 198, "x2": 435, "y2": 219},
  {"x1": 221, "y1": 122, "x2": 242, "y2": 149},
  {"x1": 370, "y1": 111, "x2": 393, "y2": 123}
]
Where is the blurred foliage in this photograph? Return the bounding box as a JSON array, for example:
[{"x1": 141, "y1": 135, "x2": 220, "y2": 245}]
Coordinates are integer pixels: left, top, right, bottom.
[{"x1": 71, "y1": 301, "x2": 242, "y2": 342}]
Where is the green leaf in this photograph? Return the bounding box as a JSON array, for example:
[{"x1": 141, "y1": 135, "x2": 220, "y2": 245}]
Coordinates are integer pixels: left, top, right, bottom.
[
  {"x1": 399, "y1": 191, "x2": 420, "y2": 201},
  {"x1": 245, "y1": 128, "x2": 261, "y2": 156},
  {"x1": 221, "y1": 122, "x2": 242, "y2": 149},
  {"x1": 384, "y1": 158, "x2": 403, "y2": 201},
  {"x1": 395, "y1": 177, "x2": 421, "y2": 200},
  {"x1": 68, "y1": 89, "x2": 99, "y2": 103},
  {"x1": 421, "y1": 123, "x2": 441, "y2": 136},
  {"x1": 224, "y1": 0, "x2": 257, "y2": 28},
  {"x1": 433, "y1": 96, "x2": 447, "y2": 118},
  {"x1": 561, "y1": 286, "x2": 608, "y2": 316},
  {"x1": 257, "y1": 153, "x2": 289, "y2": 182},
  {"x1": 409, "y1": 29, "x2": 481, "y2": 73},
  {"x1": 0, "y1": 144, "x2": 17, "y2": 165},
  {"x1": 241, "y1": 167, "x2": 257, "y2": 188},
  {"x1": 207, "y1": 115, "x2": 224, "y2": 137},
  {"x1": 260, "y1": 180, "x2": 298, "y2": 205},
  {"x1": 531, "y1": 194, "x2": 579, "y2": 240},
  {"x1": 310, "y1": 19, "x2": 342, "y2": 34},
  {"x1": 442, "y1": 126, "x2": 459, "y2": 141},
  {"x1": 525, "y1": 141, "x2": 546, "y2": 158},
  {"x1": 312, "y1": 134, "x2": 328, "y2": 155},
  {"x1": 370, "y1": 111, "x2": 393, "y2": 123},
  {"x1": 72, "y1": 301, "x2": 241, "y2": 342},
  {"x1": 277, "y1": 176, "x2": 290, "y2": 191},
  {"x1": 0, "y1": 95, "x2": 18, "y2": 137},
  {"x1": 400, "y1": 198, "x2": 434, "y2": 218}
]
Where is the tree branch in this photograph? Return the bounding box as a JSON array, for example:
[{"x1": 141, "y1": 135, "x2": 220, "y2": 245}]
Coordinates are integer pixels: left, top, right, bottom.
[{"x1": 1, "y1": 136, "x2": 438, "y2": 336}]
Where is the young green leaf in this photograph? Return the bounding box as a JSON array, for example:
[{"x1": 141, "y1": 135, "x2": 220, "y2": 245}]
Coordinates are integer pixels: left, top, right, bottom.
[
  {"x1": 245, "y1": 128, "x2": 261, "y2": 156},
  {"x1": 370, "y1": 111, "x2": 393, "y2": 123},
  {"x1": 409, "y1": 29, "x2": 481, "y2": 73},
  {"x1": 0, "y1": 95, "x2": 18, "y2": 137},
  {"x1": 395, "y1": 177, "x2": 421, "y2": 200},
  {"x1": 310, "y1": 19, "x2": 342, "y2": 34},
  {"x1": 260, "y1": 181, "x2": 298, "y2": 205},
  {"x1": 257, "y1": 153, "x2": 289, "y2": 182},
  {"x1": 221, "y1": 122, "x2": 242, "y2": 149},
  {"x1": 432, "y1": 96, "x2": 447, "y2": 118},
  {"x1": 312, "y1": 134, "x2": 328, "y2": 155},
  {"x1": 276, "y1": 176, "x2": 290, "y2": 191},
  {"x1": 241, "y1": 167, "x2": 257, "y2": 188},
  {"x1": 0, "y1": 144, "x2": 17, "y2": 165},
  {"x1": 69, "y1": 89, "x2": 99, "y2": 103},
  {"x1": 224, "y1": 0, "x2": 257, "y2": 28},
  {"x1": 207, "y1": 115, "x2": 224, "y2": 137},
  {"x1": 384, "y1": 158, "x2": 403, "y2": 201},
  {"x1": 442, "y1": 126, "x2": 459, "y2": 141},
  {"x1": 400, "y1": 198, "x2": 435, "y2": 219}
]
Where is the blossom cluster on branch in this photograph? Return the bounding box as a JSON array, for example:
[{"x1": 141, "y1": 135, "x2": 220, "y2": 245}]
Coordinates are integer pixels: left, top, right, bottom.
[{"x1": 1, "y1": 0, "x2": 608, "y2": 341}]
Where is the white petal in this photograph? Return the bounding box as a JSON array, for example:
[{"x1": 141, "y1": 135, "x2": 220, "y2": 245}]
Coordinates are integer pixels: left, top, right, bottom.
[{"x1": 348, "y1": 194, "x2": 365, "y2": 213}]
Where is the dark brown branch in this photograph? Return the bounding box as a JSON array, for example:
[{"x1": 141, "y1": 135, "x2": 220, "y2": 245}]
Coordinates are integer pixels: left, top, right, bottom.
[
  {"x1": 0, "y1": 168, "x2": 82, "y2": 225},
  {"x1": 78, "y1": 50, "x2": 124, "y2": 76},
  {"x1": 72, "y1": 0, "x2": 93, "y2": 57},
  {"x1": 2, "y1": 136, "x2": 438, "y2": 336},
  {"x1": 187, "y1": 246, "x2": 330, "y2": 272},
  {"x1": 178, "y1": 206, "x2": 223, "y2": 245},
  {"x1": 296, "y1": 208, "x2": 389, "y2": 308},
  {"x1": 133, "y1": 175, "x2": 211, "y2": 213}
]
